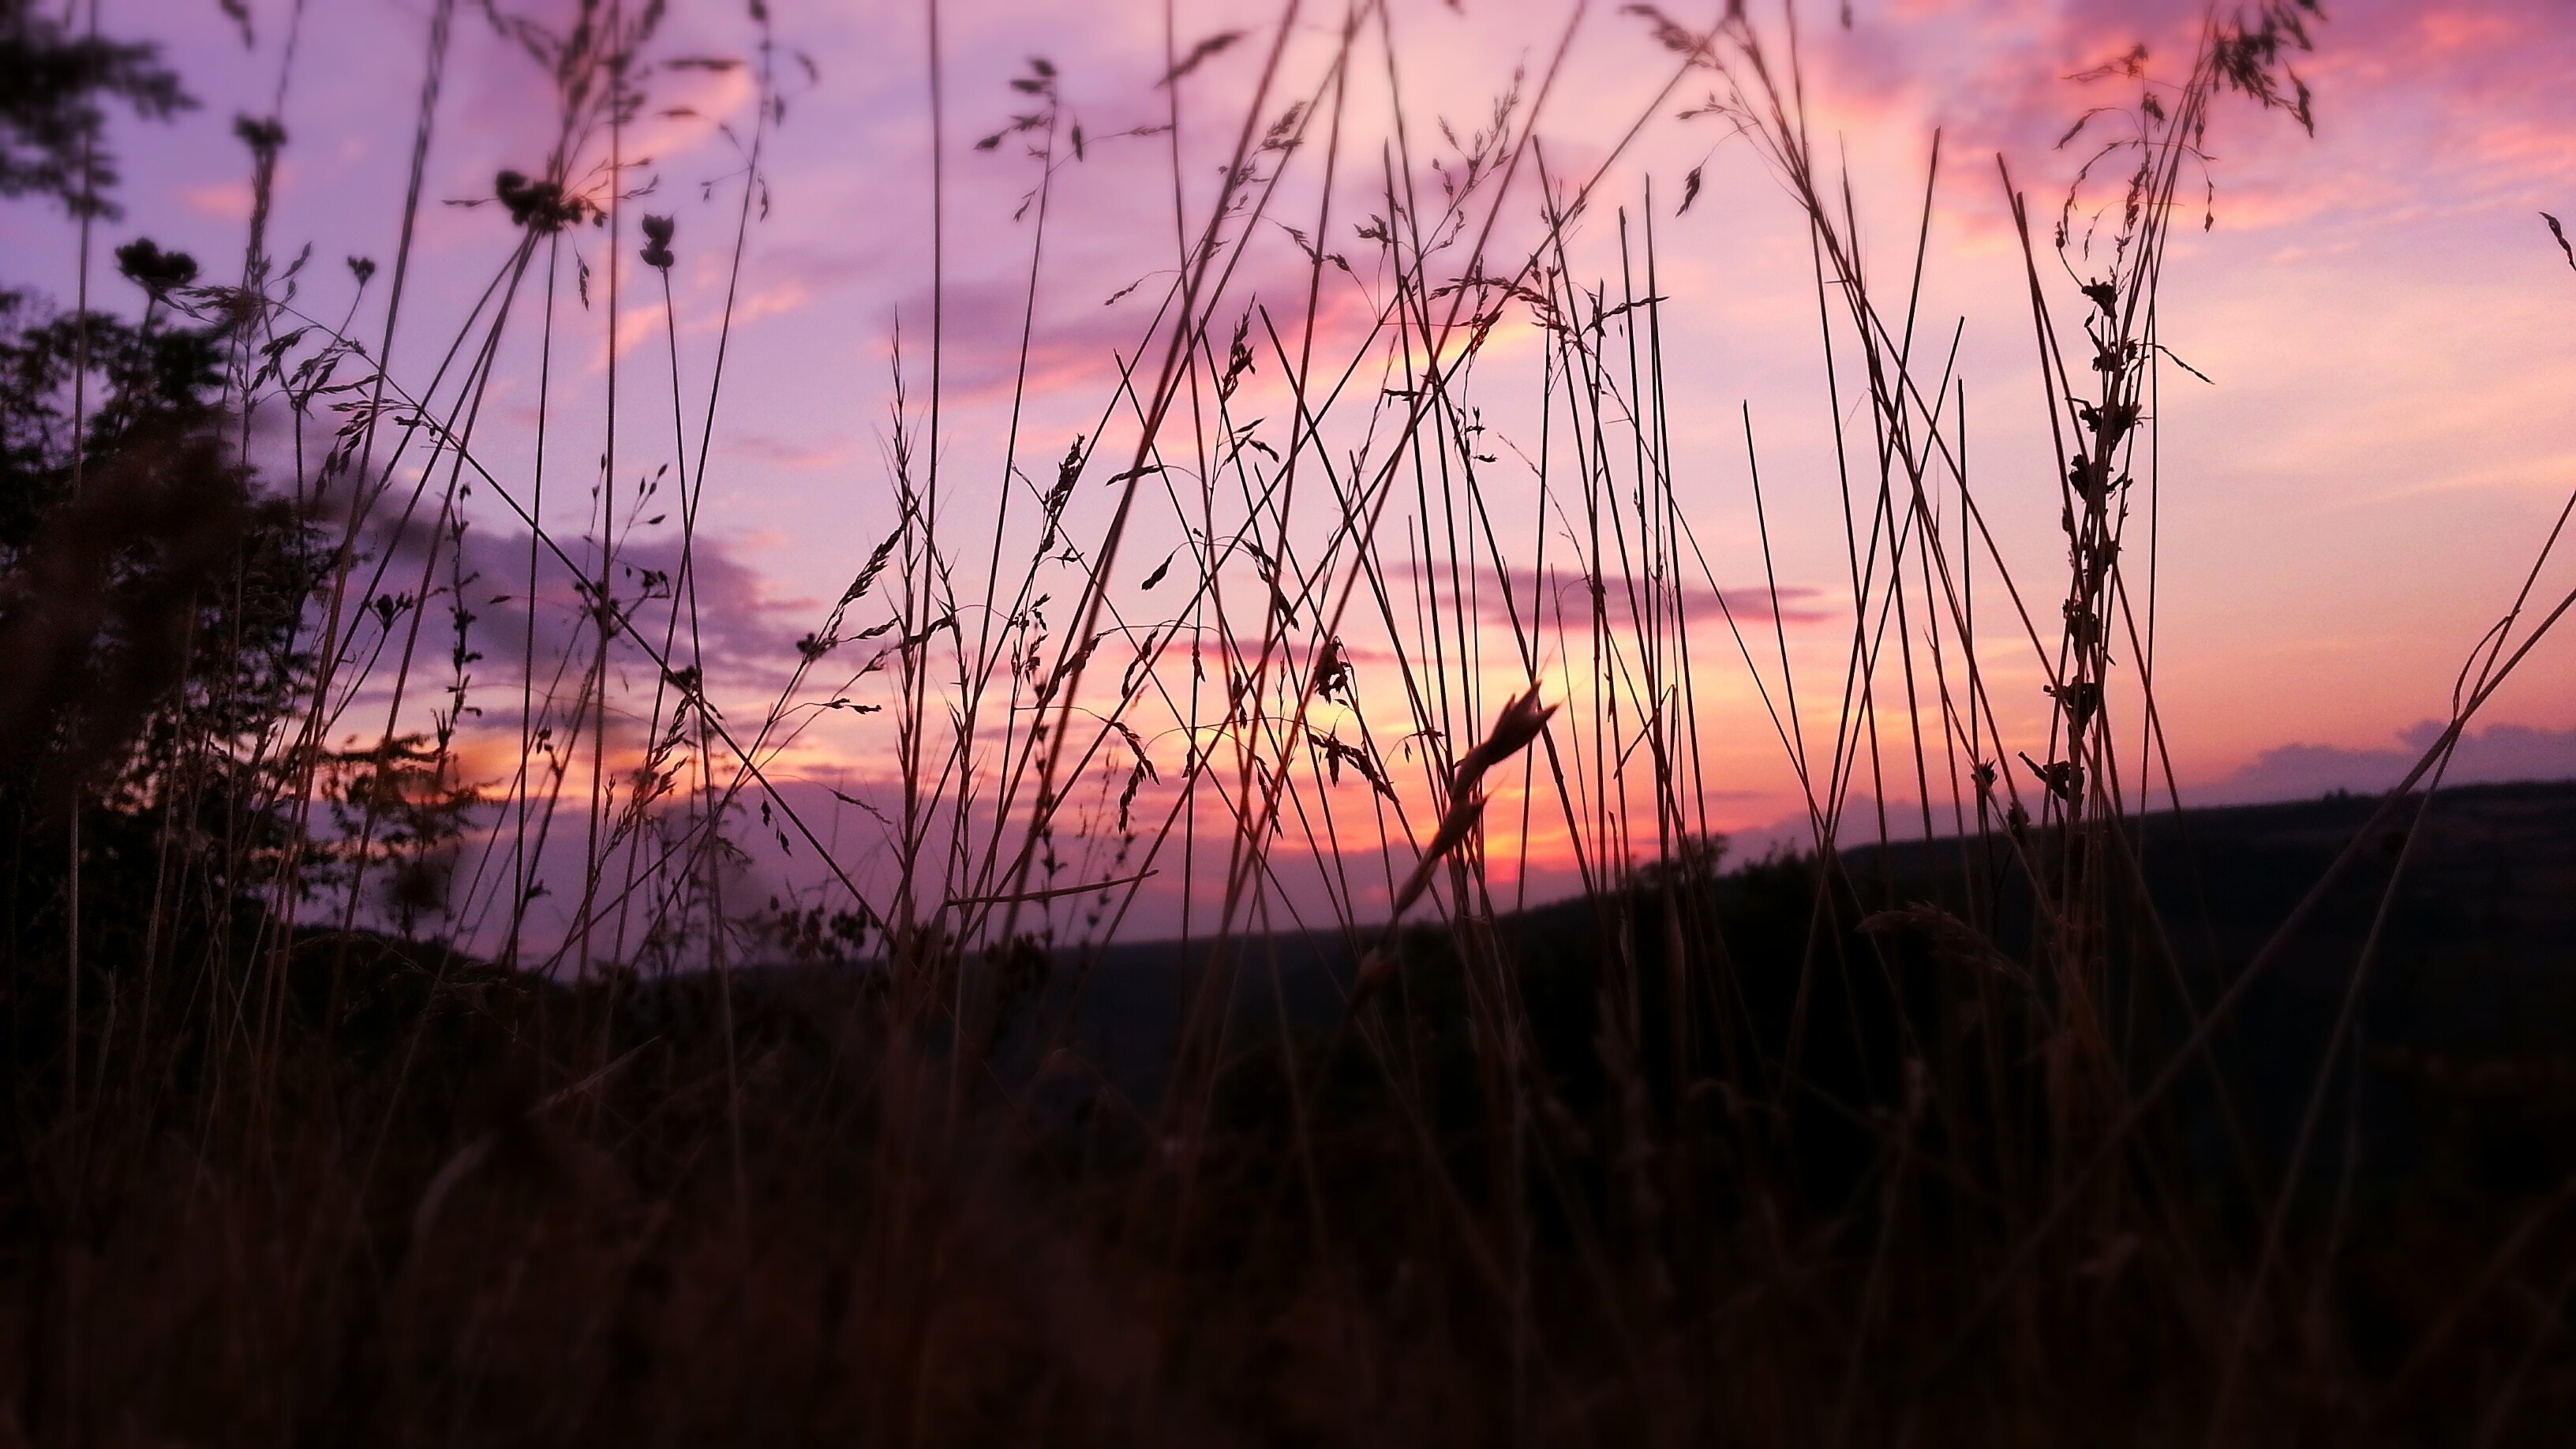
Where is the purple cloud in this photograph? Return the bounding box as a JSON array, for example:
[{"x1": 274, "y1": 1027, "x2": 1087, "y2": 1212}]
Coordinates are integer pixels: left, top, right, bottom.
[{"x1": 2200, "y1": 719, "x2": 2576, "y2": 806}]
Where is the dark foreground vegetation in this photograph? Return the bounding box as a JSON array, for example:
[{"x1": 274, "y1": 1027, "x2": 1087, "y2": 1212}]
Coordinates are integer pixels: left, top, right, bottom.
[
  {"x1": 9, "y1": 786, "x2": 2576, "y2": 1443},
  {"x1": 9, "y1": 0, "x2": 2576, "y2": 1442}
]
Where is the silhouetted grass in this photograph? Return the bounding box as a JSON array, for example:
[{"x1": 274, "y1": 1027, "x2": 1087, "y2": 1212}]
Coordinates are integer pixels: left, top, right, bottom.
[{"x1": 10, "y1": 0, "x2": 2576, "y2": 1442}]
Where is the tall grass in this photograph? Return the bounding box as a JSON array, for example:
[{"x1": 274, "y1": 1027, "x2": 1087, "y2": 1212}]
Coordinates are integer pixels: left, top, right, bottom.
[{"x1": 7, "y1": 0, "x2": 2576, "y2": 1441}]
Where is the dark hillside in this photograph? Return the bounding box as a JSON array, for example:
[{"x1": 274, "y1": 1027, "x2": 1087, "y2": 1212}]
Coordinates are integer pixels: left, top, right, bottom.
[{"x1": 1018, "y1": 780, "x2": 2576, "y2": 1202}]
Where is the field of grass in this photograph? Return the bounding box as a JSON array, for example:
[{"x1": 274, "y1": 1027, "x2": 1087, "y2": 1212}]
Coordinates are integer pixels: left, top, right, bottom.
[{"x1": 6, "y1": 0, "x2": 2576, "y2": 1441}]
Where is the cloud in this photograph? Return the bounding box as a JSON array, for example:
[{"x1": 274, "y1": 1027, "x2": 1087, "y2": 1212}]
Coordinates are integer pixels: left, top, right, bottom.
[
  {"x1": 1807, "y1": 0, "x2": 2576, "y2": 239},
  {"x1": 878, "y1": 235, "x2": 1395, "y2": 408},
  {"x1": 180, "y1": 181, "x2": 255, "y2": 222},
  {"x1": 1392, "y1": 559, "x2": 1833, "y2": 631},
  {"x1": 728, "y1": 430, "x2": 858, "y2": 471},
  {"x1": 2198, "y1": 720, "x2": 2576, "y2": 806},
  {"x1": 358, "y1": 503, "x2": 818, "y2": 715}
]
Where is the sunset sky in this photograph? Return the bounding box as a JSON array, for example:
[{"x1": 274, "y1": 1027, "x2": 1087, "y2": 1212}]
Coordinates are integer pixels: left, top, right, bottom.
[{"x1": 7, "y1": 0, "x2": 2575, "y2": 931}]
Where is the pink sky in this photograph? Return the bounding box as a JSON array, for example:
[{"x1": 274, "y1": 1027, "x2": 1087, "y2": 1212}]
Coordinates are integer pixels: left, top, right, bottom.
[{"x1": 7, "y1": 0, "x2": 2574, "y2": 939}]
